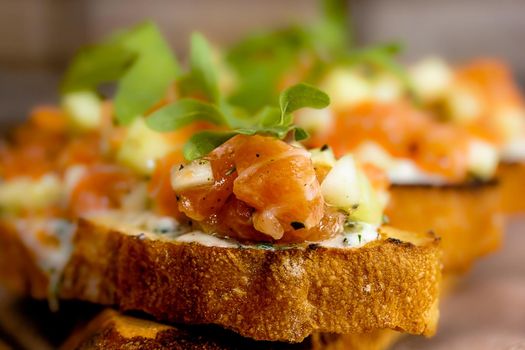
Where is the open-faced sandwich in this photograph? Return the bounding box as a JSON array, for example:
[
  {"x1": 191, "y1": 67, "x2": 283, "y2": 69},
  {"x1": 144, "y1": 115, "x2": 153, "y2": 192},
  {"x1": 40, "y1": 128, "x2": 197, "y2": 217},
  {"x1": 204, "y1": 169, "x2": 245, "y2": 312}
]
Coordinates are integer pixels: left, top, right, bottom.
[
  {"x1": 303, "y1": 99, "x2": 502, "y2": 277},
  {"x1": 0, "y1": 22, "x2": 441, "y2": 349},
  {"x1": 221, "y1": 2, "x2": 503, "y2": 278},
  {"x1": 409, "y1": 57, "x2": 525, "y2": 214}
]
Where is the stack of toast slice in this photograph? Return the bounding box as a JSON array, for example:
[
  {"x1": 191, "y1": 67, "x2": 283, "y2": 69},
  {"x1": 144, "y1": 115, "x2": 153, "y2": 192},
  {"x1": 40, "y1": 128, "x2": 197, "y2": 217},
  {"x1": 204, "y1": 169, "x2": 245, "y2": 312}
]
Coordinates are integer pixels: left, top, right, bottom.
[{"x1": 1, "y1": 214, "x2": 441, "y2": 349}]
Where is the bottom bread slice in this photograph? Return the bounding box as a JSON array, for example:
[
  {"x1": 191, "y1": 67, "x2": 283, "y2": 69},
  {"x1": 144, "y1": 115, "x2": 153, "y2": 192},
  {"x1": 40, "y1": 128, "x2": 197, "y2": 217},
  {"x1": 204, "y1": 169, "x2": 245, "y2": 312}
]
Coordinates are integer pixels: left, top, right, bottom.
[
  {"x1": 497, "y1": 162, "x2": 525, "y2": 214},
  {"x1": 61, "y1": 309, "x2": 401, "y2": 350},
  {"x1": 56, "y1": 217, "x2": 441, "y2": 342},
  {"x1": 386, "y1": 181, "x2": 503, "y2": 273}
]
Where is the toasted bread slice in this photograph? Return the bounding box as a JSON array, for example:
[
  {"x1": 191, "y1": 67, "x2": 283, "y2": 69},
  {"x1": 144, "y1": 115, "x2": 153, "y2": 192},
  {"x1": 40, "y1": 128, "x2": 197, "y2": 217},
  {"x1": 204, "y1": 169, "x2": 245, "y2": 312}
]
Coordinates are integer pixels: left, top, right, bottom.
[
  {"x1": 54, "y1": 215, "x2": 441, "y2": 342},
  {"x1": 497, "y1": 162, "x2": 525, "y2": 214},
  {"x1": 61, "y1": 309, "x2": 402, "y2": 350},
  {"x1": 386, "y1": 182, "x2": 503, "y2": 273},
  {"x1": 0, "y1": 339, "x2": 10, "y2": 350},
  {"x1": 0, "y1": 215, "x2": 441, "y2": 343},
  {"x1": 0, "y1": 221, "x2": 49, "y2": 298}
]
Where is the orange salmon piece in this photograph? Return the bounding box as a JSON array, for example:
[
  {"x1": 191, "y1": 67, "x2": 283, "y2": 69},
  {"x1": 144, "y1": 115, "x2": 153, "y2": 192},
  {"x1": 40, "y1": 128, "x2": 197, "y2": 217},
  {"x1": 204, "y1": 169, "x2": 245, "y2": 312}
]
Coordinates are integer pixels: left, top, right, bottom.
[
  {"x1": 232, "y1": 135, "x2": 324, "y2": 239},
  {"x1": 309, "y1": 101, "x2": 470, "y2": 182},
  {"x1": 174, "y1": 135, "x2": 331, "y2": 243},
  {"x1": 69, "y1": 165, "x2": 137, "y2": 218}
]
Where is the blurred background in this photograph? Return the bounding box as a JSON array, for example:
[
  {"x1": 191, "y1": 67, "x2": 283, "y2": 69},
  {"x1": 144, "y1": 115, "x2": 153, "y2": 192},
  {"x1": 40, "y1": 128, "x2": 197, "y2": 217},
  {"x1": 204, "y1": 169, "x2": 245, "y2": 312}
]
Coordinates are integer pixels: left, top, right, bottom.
[
  {"x1": 1, "y1": 0, "x2": 525, "y2": 127},
  {"x1": 0, "y1": 1, "x2": 525, "y2": 349}
]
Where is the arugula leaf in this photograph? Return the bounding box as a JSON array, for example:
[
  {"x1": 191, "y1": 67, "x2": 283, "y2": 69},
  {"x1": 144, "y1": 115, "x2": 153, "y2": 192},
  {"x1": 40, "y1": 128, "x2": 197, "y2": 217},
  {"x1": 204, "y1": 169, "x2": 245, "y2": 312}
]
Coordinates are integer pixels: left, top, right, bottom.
[
  {"x1": 61, "y1": 44, "x2": 137, "y2": 93},
  {"x1": 146, "y1": 99, "x2": 227, "y2": 131},
  {"x1": 224, "y1": 0, "x2": 413, "y2": 113},
  {"x1": 146, "y1": 80, "x2": 328, "y2": 160},
  {"x1": 311, "y1": 0, "x2": 352, "y2": 58},
  {"x1": 225, "y1": 0, "x2": 352, "y2": 112},
  {"x1": 114, "y1": 22, "x2": 180, "y2": 124},
  {"x1": 226, "y1": 27, "x2": 311, "y2": 112},
  {"x1": 344, "y1": 43, "x2": 402, "y2": 65},
  {"x1": 61, "y1": 21, "x2": 179, "y2": 125},
  {"x1": 236, "y1": 125, "x2": 309, "y2": 141},
  {"x1": 185, "y1": 33, "x2": 220, "y2": 103},
  {"x1": 184, "y1": 131, "x2": 237, "y2": 161},
  {"x1": 279, "y1": 83, "x2": 330, "y2": 118}
]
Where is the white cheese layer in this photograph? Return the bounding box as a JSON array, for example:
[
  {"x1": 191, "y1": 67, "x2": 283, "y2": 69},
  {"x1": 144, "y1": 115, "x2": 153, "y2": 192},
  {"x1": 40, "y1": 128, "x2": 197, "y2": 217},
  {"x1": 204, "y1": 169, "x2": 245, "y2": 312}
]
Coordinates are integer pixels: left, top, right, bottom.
[
  {"x1": 175, "y1": 231, "x2": 239, "y2": 248},
  {"x1": 174, "y1": 222, "x2": 379, "y2": 249},
  {"x1": 91, "y1": 211, "x2": 379, "y2": 250},
  {"x1": 317, "y1": 222, "x2": 379, "y2": 249},
  {"x1": 354, "y1": 140, "x2": 498, "y2": 185},
  {"x1": 388, "y1": 159, "x2": 448, "y2": 185},
  {"x1": 353, "y1": 142, "x2": 447, "y2": 185},
  {"x1": 14, "y1": 218, "x2": 76, "y2": 310}
]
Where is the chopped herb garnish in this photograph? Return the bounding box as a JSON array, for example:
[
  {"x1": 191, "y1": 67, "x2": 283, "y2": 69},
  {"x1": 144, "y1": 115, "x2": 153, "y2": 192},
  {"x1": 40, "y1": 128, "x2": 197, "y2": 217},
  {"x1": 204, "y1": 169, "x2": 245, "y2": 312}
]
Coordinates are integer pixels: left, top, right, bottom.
[
  {"x1": 290, "y1": 221, "x2": 306, "y2": 230},
  {"x1": 342, "y1": 237, "x2": 349, "y2": 246},
  {"x1": 382, "y1": 214, "x2": 390, "y2": 225},
  {"x1": 257, "y1": 243, "x2": 274, "y2": 250},
  {"x1": 358, "y1": 234, "x2": 362, "y2": 244},
  {"x1": 225, "y1": 166, "x2": 237, "y2": 176},
  {"x1": 154, "y1": 227, "x2": 170, "y2": 234}
]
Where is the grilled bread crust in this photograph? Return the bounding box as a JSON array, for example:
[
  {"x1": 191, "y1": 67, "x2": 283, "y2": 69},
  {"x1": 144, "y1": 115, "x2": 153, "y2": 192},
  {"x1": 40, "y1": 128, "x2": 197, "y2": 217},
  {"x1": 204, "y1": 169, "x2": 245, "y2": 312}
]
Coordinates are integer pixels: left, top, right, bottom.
[
  {"x1": 57, "y1": 218, "x2": 441, "y2": 343},
  {"x1": 497, "y1": 162, "x2": 525, "y2": 214},
  {"x1": 0, "y1": 222, "x2": 49, "y2": 298},
  {"x1": 61, "y1": 309, "x2": 401, "y2": 350},
  {"x1": 386, "y1": 182, "x2": 503, "y2": 273}
]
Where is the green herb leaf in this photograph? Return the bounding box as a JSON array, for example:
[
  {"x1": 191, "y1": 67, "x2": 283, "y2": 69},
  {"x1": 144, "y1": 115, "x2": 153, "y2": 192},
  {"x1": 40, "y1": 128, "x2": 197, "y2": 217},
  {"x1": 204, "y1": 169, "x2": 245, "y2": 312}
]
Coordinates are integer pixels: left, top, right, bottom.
[
  {"x1": 255, "y1": 106, "x2": 282, "y2": 127},
  {"x1": 235, "y1": 125, "x2": 290, "y2": 139},
  {"x1": 61, "y1": 22, "x2": 180, "y2": 125},
  {"x1": 312, "y1": 0, "x2": 352, "y2": 57},
  {"x1": 279, "y1": 83, "x2": 330, "y2": 118},
  {"x1": 149, "y1": 83, "x2": 324, "y2": 160},
  {"x1": 114, "y1": 22, "x2": 180, "y2": 124},
  {"x1": 184, "y1": 131, "x2": 237, "y2": 160},
  {"x1": 186, "y1": 32, "x2": 220, "y2": 103},
  {"x1": 146, "y1": 99, "x2": 227, "y2": 131},
  {"x1": 293, "y1": 127, "x2": 309, "y2": 141},
  {"x1": 61, "y1": 44, "x2": 137, "y2": 93},
  {"x1": 344, "y1": 43, "x2": 402, "y2": 64},
  {"x1": 226, "y1": 27, "x2": 311, "y2": 112},
  {"x1": 235, "y1": 124, "x2": 308, "y2": 141}
]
